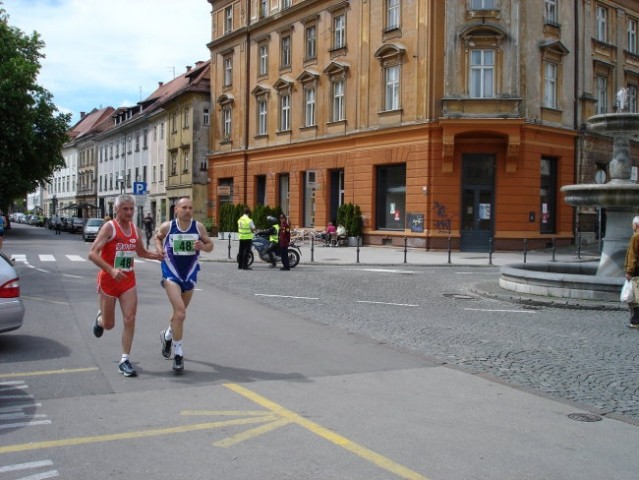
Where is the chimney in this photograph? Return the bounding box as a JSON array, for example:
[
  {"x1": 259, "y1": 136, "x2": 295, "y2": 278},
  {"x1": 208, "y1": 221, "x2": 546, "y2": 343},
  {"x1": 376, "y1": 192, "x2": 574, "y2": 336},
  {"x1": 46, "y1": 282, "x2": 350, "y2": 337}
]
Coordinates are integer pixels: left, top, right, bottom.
[
  {"x1": 158, "y1": 81, "x2": 163, "y2": 87},
  {"x1": 186, "y1": 65, "x2": 192, "y2": 72},
  {"x1": 80, "y1": 112, "x2": 86, "y2": 118}
]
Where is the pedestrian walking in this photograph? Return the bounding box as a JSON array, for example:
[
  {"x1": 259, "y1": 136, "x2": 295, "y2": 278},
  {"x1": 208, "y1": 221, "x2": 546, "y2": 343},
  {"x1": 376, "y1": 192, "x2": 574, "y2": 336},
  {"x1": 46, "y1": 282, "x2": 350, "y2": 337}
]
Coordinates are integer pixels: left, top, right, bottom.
[
  {"x1": 143, "y1": 212, "x2": 155, "y2": 249},
  {"x1": 54, "y1": 214, "x2": 62, "y2": 235},
  {"x1": 237, "y1": 207, "x2": 255, "y2": 270},
  {"x1": 88, "y1": 194, "x2": 164, "y2": 377},
  {"x1": 624, "y1": 215, "x2": 639, "y2": 328},
  {"x1": 155, "y1": 197, "x2": 213, "y2": 373},
  {"x1": 278, "y1": 213, "x2": 291, "y2": 271}
]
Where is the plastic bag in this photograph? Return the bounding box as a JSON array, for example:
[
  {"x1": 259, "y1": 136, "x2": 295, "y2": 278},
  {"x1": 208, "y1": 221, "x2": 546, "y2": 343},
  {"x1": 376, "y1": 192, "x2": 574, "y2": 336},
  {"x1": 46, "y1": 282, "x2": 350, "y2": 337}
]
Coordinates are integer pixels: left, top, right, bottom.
[{"x1": 621, "y1": 279, "x2": 635, "y2": 303}]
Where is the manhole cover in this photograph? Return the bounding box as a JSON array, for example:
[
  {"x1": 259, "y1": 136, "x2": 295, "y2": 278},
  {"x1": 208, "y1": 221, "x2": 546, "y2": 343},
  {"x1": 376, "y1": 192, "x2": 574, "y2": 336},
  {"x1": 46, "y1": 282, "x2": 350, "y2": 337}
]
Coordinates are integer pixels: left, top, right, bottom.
[{"x1": 567, "y1": 413, "x2": 602, "y2": 422}]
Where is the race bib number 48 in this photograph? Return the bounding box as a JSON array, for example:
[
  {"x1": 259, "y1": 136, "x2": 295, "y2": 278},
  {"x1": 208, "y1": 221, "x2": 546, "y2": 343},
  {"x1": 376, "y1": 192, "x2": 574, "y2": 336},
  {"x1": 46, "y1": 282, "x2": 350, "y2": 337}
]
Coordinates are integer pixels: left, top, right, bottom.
[
  {"x1": 171, "y1": 233, "x2": 199, "y2": 256},
  {"x1": 114, "y1": 250, "x2": 135, "y2": 271}
]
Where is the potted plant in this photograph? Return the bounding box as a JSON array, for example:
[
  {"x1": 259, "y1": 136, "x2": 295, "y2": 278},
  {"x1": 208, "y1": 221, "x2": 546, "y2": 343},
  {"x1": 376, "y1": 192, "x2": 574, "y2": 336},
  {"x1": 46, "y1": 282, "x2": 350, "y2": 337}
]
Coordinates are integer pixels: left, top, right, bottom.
[
  {"x1": 202, "y1": 217, "x2": 218, "y2": 237},
  {"x1": 337, "y1": 203, "x2": 362, "y2": 246}
]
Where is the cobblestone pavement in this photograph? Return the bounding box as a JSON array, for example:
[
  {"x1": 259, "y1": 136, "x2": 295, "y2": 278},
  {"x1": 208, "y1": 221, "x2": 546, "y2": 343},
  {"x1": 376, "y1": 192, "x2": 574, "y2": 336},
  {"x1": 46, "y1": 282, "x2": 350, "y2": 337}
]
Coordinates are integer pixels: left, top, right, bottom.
[{"x1": 199, "y1": 257, "x2": 639, "y2": 424}]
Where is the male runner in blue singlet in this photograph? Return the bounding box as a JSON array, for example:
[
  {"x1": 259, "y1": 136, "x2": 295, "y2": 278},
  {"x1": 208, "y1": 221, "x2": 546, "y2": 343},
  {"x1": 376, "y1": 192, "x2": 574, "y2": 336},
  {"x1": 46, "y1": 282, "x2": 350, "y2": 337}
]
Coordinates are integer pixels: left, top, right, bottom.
[{"x1": 155, "y1": 197, "x2": 213, "y2": 373}]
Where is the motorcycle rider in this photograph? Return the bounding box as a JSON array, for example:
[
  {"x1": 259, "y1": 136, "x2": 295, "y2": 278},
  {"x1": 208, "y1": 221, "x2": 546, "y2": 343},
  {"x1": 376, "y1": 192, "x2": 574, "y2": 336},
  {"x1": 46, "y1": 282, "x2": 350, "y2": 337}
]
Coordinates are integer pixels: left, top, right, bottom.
[{"x1": 258, "y1": 216, "x2": 280, "y2": 268}]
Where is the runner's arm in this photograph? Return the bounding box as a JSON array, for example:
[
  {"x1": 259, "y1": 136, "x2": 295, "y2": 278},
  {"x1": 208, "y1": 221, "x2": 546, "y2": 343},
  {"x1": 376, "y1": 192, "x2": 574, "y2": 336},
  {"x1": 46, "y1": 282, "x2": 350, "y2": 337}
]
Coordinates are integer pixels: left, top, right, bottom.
[{"x1": 196, "y1": 222, "x2": 214, "y2": 252}]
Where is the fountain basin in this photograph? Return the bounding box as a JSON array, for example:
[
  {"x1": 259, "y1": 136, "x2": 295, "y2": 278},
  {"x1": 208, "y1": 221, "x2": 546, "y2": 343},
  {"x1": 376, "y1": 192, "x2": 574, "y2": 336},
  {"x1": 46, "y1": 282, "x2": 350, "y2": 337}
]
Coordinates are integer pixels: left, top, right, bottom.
[
  {"x1": 500, "y1": 262, "x2": 622, "y2": 301},
  {"x1": 587, "y1": 112, "x2": 639, "y2": 136},
  {"x1": 561, "y1": 183, "x2": 639, "y2": 207}
]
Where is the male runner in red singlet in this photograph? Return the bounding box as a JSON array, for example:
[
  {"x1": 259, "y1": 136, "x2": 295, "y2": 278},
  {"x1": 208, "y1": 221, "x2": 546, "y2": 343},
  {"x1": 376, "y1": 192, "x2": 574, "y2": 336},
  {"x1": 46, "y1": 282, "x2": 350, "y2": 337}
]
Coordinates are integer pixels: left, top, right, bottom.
[{"x1": 88, "y1": 194, "x2": 164, "y2": 377}]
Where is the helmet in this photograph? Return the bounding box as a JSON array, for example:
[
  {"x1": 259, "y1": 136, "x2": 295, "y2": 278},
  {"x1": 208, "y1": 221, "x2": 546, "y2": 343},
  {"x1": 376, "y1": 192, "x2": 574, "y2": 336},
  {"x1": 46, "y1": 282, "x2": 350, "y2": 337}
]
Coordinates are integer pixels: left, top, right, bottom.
[{"x1": 267, "y1": 216, "x2": 278, "y2": 225}]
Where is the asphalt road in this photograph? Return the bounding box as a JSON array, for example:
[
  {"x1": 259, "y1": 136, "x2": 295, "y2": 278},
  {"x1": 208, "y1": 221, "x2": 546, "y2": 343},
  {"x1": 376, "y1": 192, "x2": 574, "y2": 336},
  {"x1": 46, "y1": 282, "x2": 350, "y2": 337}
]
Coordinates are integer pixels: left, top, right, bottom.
[{"x1": 0, "y1": 223, "x2": 638, "y2": 480}]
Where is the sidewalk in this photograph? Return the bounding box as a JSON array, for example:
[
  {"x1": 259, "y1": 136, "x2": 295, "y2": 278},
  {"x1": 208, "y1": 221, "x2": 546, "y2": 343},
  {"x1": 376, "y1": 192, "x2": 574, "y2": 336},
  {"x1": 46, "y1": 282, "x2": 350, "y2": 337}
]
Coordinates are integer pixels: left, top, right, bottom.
[{"x1": 201, "y1": 237, "x2": 600, "y2": 268}]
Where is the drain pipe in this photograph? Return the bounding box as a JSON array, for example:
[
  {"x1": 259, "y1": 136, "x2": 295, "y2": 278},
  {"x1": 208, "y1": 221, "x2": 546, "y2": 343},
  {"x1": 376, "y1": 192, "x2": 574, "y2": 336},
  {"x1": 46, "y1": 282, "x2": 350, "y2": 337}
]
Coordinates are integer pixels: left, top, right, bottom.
[{"x1": 242, "y1": 1, "x2": 252, "y2": 206}]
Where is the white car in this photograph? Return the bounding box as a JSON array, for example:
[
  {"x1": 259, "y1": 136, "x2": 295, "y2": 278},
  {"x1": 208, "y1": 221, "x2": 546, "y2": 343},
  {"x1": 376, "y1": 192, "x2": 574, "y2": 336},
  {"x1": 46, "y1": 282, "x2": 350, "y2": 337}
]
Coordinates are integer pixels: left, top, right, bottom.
[
  {"x1": 0, "y1": 251, "x2": 24, "y2": 333},
  {"x1": 82, "y1": 218, "x2": 104, "y2": 242}
]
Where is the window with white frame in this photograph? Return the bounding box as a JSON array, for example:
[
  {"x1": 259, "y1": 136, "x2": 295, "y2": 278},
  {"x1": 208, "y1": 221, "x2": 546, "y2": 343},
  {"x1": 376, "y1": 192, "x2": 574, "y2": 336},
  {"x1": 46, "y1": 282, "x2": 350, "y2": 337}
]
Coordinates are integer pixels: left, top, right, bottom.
[
  {"x1": 182, "y1": 150, "x2": 189, "y2": 173},
  {"x1": 279, "y1": 93, "x2": 291, "y2": 131},
  {"x1": 596, "y1": 75, "x2": 608, "y2": 114},
  {"x1": 304, "y1": 86, "x2": 316, "y2": 127},
  {"x1": 384, "y1": 65, "x2": 400, "y2": 110},
  {"x1": 223, "y1": 56, "x2": 233, "y2": 87},
  {"x1": 183, "y1": 107, "x2": 189, "y2": 129},
  {"x1": 333, "y1": 13, "x2": 345, "y2": 49},
  {"x1": 282, "y1": 0, "x2": 292, "y2": 9},
  {"x1": 224, "y1": 6, "x2": 233, "y2": 34},
  {"x1": 259, "y1": 0, "x2": 268, "y2": 18},
  {"x1": 171, "y1": 152, "x2": 177, "y2": 175},
  {"x1": 223, "y1": 106, "x2": 232, "y2": 139},
  {"x1": 386, "y1": 0, "x2": 400, "y2": 31},
  {"x1": 543, "y1": 62, "x2": 557, "y2": 108},
  {"x1": 281, "y1": 35, "x2": 291, "y2": 69},
  {"x1": 305, "y1": 25, "x2": 317, "y2": 60},
  {"x1": 152, "y1": 165, "x2": 157, "y2": 183},
  {"x1": 332, "y1": 79, "x2": 345, "y2": 122},
  {"x1": 628, "y1": 19, "x2": 638, "y2": 54},
  {"x1": 544, "y1": 0, "x2": 558, "y2": 25},
  {"x1": 470, "y1": 0, "x2": 495, "y2": 9},
  {"x1": 469, "y1": 49, "x2": 494, "y2": 98},
  {"x1": 258, "y1": 97, "x2": 268, "y2": 135},
  {"x1": 160, "y1": 164, "x2": 164, "y2": 182},
  {"x1": 596, "y1": 6, "x2": 607, "y2": 42},
  {"x1": 259, "y1": 43, "x2": 268, "y2": 76}
]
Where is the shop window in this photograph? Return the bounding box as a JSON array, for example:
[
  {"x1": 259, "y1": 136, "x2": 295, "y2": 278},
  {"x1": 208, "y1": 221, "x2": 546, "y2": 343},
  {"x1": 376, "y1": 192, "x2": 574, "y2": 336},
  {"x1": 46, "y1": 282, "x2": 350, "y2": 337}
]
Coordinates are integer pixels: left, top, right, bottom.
[
  {"x1": 376, "y1": 164, "x2": 406, "y2": 230},
  {"x1": 540, "y1": 157, "x2": 557, "y2": 234}
]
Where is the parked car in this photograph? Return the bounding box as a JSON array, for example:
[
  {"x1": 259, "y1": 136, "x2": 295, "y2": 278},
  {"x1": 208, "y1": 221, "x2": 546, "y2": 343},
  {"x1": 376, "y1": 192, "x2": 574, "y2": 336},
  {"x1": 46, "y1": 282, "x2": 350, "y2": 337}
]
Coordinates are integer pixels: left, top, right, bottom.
[
  {"x1": 0, "y1": 251, "x2": 24, "y2": 333},
  {"x1": 82, "y1": 218, "x2": 104, "y2": 242},
  {"x1": 70, "y1": 217, "x2": 85, "y2": 233}
]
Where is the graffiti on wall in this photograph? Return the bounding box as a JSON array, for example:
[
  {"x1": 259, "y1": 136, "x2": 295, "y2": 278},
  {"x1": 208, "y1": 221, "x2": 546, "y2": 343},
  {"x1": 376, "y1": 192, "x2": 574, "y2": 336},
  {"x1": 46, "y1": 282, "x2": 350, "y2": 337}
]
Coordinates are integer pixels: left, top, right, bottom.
[{"x1": 433, "y1": 201, "x2": 453, "y2": 233}]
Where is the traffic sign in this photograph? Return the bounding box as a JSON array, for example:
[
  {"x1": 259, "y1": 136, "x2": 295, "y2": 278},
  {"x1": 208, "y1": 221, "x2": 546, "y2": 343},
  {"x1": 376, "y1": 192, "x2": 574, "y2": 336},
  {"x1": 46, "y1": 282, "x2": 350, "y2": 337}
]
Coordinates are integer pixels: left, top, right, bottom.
[{"x1": 133, "y1": 182, "x2": 147, "y2": 195}]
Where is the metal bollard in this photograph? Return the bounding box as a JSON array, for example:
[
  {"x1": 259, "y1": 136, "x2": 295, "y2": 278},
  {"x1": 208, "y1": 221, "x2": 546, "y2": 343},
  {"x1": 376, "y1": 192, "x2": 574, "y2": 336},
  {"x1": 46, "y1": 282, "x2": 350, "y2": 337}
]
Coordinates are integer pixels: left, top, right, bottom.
[
  {"x1": 523, "y1": 237, "x2": 528, "y2": 264},
  {"x1": 403, "y1": 236, "x2": 408, "y2": 263},
  {"x1": 227, "y1": 233, "x2": 232, "y2": 260},
  {"x1": 551, "y1": 237, "x2": 556, "y2": 262},
  {"x1": 488, "y1": 237, "x2": 493, "y2": 265},
  {"x1": 577, "y1": 232, "x2": 581, "y2": 259},
  {"x1": 447, "y1": 235, "x2": 452, "y2": 264},
  {"x1": 356, "y1": 236, "x2": 360, "y2": 264},
  {"x1": 311, "y1": 235, "x2": 315, "y2": 262}
]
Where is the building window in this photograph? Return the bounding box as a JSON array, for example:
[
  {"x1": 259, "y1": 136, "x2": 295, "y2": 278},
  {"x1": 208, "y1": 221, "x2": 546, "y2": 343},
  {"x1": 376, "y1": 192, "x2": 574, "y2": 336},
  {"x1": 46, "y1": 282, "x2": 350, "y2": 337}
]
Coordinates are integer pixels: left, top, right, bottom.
[
  {"x1": 305, "y1": 25, "x2": 317, "y2": 60},
  {"x1": 183, "y1": 107, "x2": 189, "y2": 129},
  {"x1": 222, "y1": 105, "x2": 232, "y2": 140},
  {"x1": 258, "y1": 98, "x2": 268, "y2": 135},
  {"x1": 152, "y1": 165, "x2": 157, "y2": 183},
  {"x1": 304, "y1": 87, "x2": 316, "y2": 127},
  {"x1": 182, "y1": 150, "x2": 189, "y2": 173},
  {"x1": 628, "y1": 19, "x2": 638, "y2": 54},
  {"x1": 143, "y1": 128, "x2": 148, "y2": 149},
  {"x1": 376, "y1": 164, "x2": 406, "y2": 230},
  {"x1": 171, "y1": 152, "x2": 177, "y2": 175},
  {"x1": 386, "y1": 0, "x2": 400, "y2": 31},
  {"x1": 259, "y1": 0, "x2": 268, "y2": 18},
  {"x1": 279, "y1": 93, "x2": 291, "y2": 131},
  {"x1": 470, "y1": 0, "x2": 495, "y2": 9},
  {"x1": 223, "y1": 56, "x2": 233, "y2": 87},
  {"x1": 171, "y1": 113, "x2": 177, "y2": 133},
  {"x1": 224, "y1": 6, "x2": 233, "y2": 34},
  {"x1": 384, "y1": 65, "x2": 400, "y2": 111},
  {"x1": 281, "y1": 35, "x2": 291, "y2": 69},
  {"x1": 596, "y1": 5, "x2": 607, "y2": 43},
  {"x1": 160, "y1": 164, "x2": 164, "y2": 182},
  {"x1": 544, "y1": 0, "x2": 558, "y2": 24},
  {"x1": 627, "y1": 84, "x2": 638, "y2": 113},
  {"x1": 282, "y1": 0, "x2": 292, "y2": 10},
  {"x1": 469, "y1": 49, "x2": 494, "y2": 98},
  {"x1": 259, "y1": 43, "x2": 268, "y2": 76},
  {"x1": 331, "y1": 79, "x2": 345, "y2": 122},
  {"x1": 333, "y1": 13, "x2": 346, "y2": 50},
  {"x1": 203, "y1": 108, "x2": 210, "y2": 126},
  {"x1": 540, "y1": 157, "x2": 557, "y2": 234},
  {"x1": 256, "y1": 175, "x2": 267, "y2": 205},
  {"x1": 596, "y1": 75, "x2": 608, "y2": 114},
  {"x1": 543, "y1": 62, "x2": 557, "y2": 108}
]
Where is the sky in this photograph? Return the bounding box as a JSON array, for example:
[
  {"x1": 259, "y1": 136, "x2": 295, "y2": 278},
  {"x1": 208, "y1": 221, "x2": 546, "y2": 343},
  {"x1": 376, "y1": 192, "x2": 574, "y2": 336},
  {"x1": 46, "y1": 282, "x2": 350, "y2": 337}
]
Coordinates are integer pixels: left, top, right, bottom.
[{"x1": 4, "y1": 0, "x2": 212, "y2": 125}]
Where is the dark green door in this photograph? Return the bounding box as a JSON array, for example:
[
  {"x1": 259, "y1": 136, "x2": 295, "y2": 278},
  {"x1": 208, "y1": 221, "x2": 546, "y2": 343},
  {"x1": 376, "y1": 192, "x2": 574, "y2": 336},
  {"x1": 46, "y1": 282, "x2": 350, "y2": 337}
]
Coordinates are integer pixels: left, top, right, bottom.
[{"x1": 460, "y1": 154, "x2": 495, "y2": 252}]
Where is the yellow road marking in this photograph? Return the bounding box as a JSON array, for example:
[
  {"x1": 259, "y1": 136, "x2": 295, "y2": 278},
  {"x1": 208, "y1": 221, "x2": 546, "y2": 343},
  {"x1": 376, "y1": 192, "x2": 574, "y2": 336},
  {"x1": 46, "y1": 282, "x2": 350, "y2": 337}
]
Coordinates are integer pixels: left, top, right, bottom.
[
  {"x1": 0, "y1": 416, "x2": 272, "y2": 454},
  {"x1": 224, "y1": 383, "x2": 430, "y2": 480},
  {"x1": 214, "y1": 418, "x2": 292, "y2": 448},
  {"x1": 0, "y1": 368, "x2": 98, "y2": 379}
]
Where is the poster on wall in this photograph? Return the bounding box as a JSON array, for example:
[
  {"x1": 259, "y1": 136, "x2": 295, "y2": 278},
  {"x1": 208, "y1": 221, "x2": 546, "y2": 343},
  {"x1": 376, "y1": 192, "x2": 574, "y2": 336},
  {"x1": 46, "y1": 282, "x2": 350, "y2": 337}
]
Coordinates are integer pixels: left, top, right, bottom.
[
  {"x1": 479, "y1": 203, "x2": 491, "y2": 220},
  {"x1": 407, "y1": 213, "x2": 424, "y2": 233}
]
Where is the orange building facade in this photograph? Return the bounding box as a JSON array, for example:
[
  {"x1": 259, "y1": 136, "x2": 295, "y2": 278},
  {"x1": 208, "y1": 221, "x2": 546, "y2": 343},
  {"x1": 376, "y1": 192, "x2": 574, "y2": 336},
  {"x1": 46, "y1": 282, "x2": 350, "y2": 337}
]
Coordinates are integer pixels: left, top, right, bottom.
[{"x1": 205, "y1": 1, "x2": 637, "y2": 251}]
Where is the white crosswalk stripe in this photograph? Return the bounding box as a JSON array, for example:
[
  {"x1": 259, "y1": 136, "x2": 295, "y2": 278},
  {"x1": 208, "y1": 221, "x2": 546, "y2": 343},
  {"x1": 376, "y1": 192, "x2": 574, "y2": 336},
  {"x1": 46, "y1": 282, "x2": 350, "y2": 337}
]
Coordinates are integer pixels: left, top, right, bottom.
[
  {"x1": 10, "y1": 254, "x2": 149, "y2": 265},
  {"x1": 66, "y1": 255, "x2": 85, "y2": 262},
  {"x1": 39, "y1": 255, "x2": 55, "y2": 262}
]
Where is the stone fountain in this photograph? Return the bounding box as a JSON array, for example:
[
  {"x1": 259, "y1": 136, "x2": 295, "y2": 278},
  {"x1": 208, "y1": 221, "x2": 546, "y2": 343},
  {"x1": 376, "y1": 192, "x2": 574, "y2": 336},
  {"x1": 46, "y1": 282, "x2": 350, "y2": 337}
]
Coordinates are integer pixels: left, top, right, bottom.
[{"x1": 500, "y1": 89, "x2": 639, "y2": 301}]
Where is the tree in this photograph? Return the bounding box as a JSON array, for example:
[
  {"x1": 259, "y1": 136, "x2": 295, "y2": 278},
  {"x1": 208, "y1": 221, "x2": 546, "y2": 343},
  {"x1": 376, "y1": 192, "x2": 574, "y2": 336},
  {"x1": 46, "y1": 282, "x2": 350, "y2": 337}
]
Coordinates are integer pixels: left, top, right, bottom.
[{"x1": 0, "y1": 6, "x2": 71, "y2": 212}]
